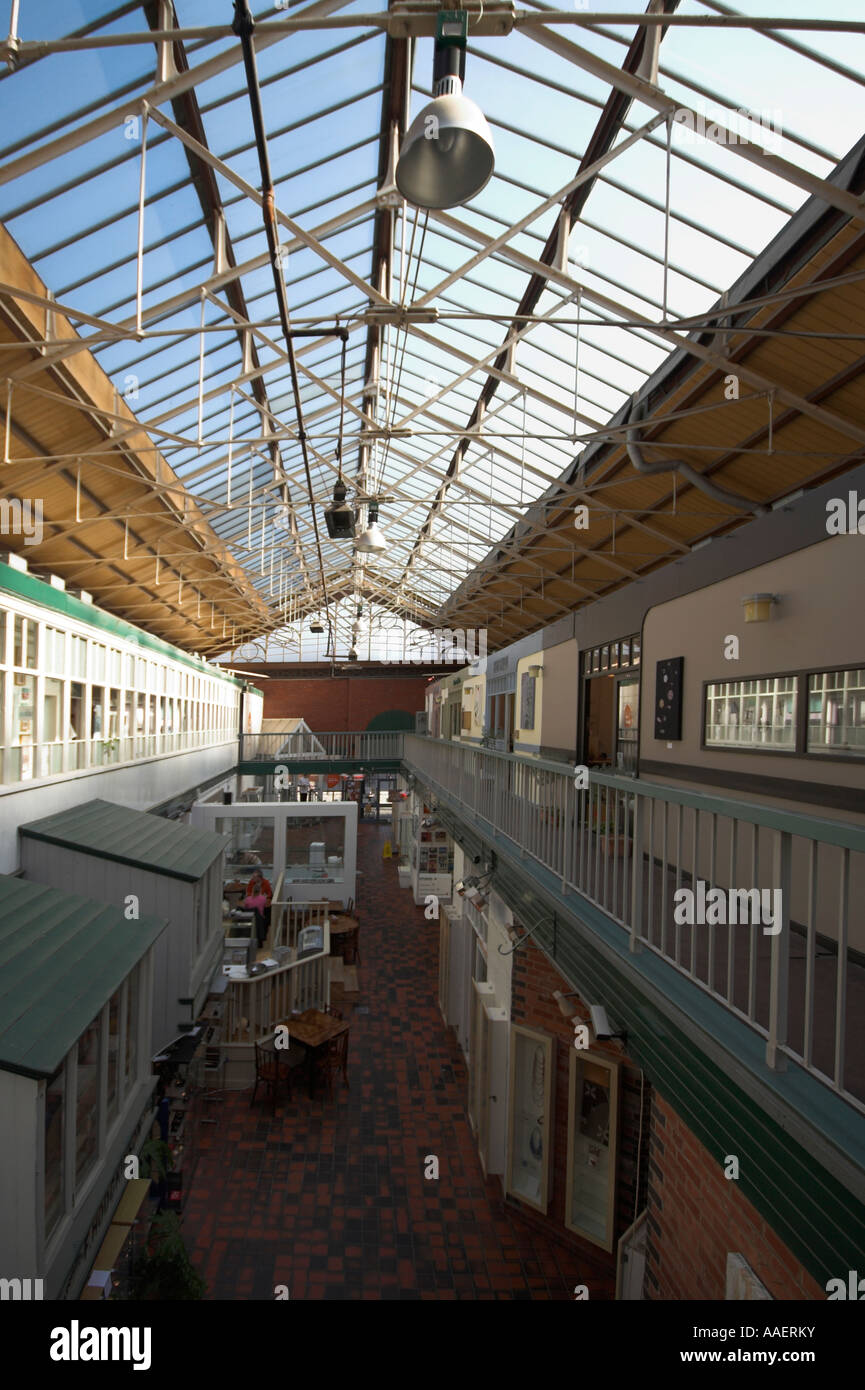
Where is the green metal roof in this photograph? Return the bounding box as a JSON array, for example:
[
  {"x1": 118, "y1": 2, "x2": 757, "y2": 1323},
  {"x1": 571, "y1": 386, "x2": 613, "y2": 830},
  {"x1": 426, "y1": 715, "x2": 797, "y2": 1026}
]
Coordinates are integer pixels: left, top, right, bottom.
[
  {"x1": 21, "y1": 800, "x2": 226, "y2": 882},
  {"x1": 0, "y1": 875, "x2": 167, "y2": 1080}
]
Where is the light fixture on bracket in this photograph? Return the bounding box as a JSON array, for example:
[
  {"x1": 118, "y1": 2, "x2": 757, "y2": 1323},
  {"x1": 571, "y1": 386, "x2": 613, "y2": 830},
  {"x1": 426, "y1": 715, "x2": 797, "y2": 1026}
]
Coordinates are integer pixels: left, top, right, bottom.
[
  {"x1": 742, "y1": 593, "x2": 778, "y2": 623},
  {"x1": 528, "y1": 664, "x2": 543, "y2": 678},
  {"x1": 499, "y1": 918, "x2": 549, "y2": 957},
  {"x1": 552, "y1": 990, "x2": 581, "y2": 1019},
  {"x1": 588, "y1": 1004, "x2": 628, "y2": 1046},
  {"x1": 356, "y1": 503, "x2": 388, "y2": 554},
  {"x1": 324, "y1": 476, "x2": 356, "y2": 540},
  {"x1": 361, "y1": 306, "x2": 439, "y2": 328},
  {"x1": 396, "y1": 10, "x2": 495, "y2": 210},
  {"x1": 360, "y1": 426, "x2": 414, "y2": 441}
]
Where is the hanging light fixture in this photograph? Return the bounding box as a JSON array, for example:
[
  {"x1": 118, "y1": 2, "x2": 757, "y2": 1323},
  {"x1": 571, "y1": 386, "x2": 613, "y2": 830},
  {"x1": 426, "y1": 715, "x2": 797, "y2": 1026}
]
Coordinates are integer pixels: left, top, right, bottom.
[
  {"x1": 309, "y1": 618, "x2": 324, "y2": 634},
  {"x1": 396, "y1": 10, "x2": 495, "y2": 210},
  {"x1": 355, "y1": 502, "x2": 387, "y2": 554},
  {"x1": 324, "y1": 476, "x2": 355, "y2": 539}
]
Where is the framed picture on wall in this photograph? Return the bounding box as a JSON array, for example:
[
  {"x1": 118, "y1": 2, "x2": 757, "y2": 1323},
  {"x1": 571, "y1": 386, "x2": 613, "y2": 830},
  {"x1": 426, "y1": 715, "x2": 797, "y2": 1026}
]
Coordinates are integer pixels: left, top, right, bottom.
[
  {"x1": 505, "y1": 1024, "x2": 555, "y2": 1213},
  {"x1": 565, "y1": 1050, "x2": 620, "y2": 1250},
  {"x1": 654, "y1": 656, "x2": 684, "y2": 740}
]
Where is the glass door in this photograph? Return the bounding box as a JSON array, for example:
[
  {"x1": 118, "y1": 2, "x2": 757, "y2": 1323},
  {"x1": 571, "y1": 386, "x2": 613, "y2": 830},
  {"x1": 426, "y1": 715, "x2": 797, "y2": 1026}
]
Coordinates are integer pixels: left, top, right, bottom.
[{"x1": 615, "y1": 678, "x2": 639, "y2": 774}]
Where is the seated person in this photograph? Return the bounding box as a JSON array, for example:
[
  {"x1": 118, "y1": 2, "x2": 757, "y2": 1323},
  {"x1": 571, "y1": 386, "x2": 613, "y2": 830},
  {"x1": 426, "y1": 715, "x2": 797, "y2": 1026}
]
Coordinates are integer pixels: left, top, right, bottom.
[{"x1": 244, "y1": 867, "x2": 273, "y2": 947}]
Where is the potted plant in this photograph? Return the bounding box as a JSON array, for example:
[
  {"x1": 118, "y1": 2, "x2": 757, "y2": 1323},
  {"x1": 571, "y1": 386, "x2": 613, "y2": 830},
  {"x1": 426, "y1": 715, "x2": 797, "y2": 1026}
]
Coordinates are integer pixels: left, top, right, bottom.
[{"x1": 121, "y1": 1210, "x2": 206, "y2": 1301}]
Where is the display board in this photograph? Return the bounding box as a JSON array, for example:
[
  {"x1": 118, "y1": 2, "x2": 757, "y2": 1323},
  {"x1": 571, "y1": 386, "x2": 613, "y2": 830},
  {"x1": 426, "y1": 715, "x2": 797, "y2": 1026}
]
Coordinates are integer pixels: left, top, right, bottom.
[
  {"x1": 505, "y1": 1024, "x2": 554, "y2": 1213},
  {"x1": 654, "y1": 656, "x2": 684, "y2": 740},
  {"x1": 565, "y1": 1050, "x2": 620, "y2": 1250}
]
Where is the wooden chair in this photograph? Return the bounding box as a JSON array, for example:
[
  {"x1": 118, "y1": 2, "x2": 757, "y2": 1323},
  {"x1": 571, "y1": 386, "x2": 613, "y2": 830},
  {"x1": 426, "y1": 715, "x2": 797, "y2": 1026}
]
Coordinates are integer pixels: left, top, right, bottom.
[
  {"x1": 310, "y1": 1029, "x2": 349, "y2": 1100},
  {"x1": 251, "y1": 1038, "x2": 304, "y2": 1113},
  {"x1": 341, "y1": 924, "x2": 361, "y2": 966}
]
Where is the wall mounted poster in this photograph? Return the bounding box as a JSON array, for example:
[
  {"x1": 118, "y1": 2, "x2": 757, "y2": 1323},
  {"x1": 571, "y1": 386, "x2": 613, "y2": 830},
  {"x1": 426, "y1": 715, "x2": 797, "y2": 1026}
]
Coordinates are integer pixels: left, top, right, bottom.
[
  {"x1": 565, "y1": 1051, "x2": 620, "y2": 1250},
  {"x1": 654, "y1": 656, "x2": 684, "y2": 740},
  {"x1": 505, "y1": 1025, "x2": 554, "y2": 1213}
]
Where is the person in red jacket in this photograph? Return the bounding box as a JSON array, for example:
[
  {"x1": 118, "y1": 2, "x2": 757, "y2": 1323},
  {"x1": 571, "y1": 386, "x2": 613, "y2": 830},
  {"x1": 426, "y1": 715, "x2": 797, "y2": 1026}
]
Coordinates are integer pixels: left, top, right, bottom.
[{"x1": 245, "y1": 867, "x2": 273, "y2": 947}]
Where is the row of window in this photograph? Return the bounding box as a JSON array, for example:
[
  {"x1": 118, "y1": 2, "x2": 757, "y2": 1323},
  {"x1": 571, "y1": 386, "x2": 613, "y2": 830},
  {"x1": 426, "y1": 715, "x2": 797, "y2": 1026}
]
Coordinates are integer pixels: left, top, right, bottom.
[
  {"x1": 0, "y1": 610, "x2": 227, "y2": 701},
  {"x1": 44, "y1": 967, "x2": 143, "y2": 1242},
  {"x1": 0, "y1": 607, "x2": 240, "y2": 784},
  {"x1": 582, "y1": 634, "x2": 641, "y2": 676},
  {"x1": 704, "y1": 668, "x2": 865, "y2": 756}
]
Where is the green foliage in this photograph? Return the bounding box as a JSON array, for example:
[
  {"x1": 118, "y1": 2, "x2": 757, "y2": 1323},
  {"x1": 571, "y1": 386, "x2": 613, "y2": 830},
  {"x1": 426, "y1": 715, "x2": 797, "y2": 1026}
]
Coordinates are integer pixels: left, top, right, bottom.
[
  {"x1": 124, "y1": 1211, "x2": 207, "y2": 1301},
  {"x1": 139, "y1": 1138, "x2": 173, "y2": 1183}
]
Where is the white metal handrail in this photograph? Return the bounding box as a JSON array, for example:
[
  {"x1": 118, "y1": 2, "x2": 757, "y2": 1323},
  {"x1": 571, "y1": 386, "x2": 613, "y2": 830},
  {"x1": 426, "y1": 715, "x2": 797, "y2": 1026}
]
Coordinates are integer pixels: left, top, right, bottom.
[{"x1": 403, "y1": 732, "x2": 865, "y2": 1114}]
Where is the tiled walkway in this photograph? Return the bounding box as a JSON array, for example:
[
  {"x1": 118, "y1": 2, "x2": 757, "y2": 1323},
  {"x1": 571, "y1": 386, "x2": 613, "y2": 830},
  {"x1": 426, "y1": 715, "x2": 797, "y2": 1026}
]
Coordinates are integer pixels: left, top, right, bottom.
[{"x1": 182, "y1": 820, "x2": 587, "y2": 1300}]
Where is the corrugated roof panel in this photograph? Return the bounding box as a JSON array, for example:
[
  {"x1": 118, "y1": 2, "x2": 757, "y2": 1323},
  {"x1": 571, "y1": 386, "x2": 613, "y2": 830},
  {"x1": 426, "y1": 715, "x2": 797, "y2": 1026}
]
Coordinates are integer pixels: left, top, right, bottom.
[
  {"x1": 0, "y1": 875, "x2": 167, "y2": 1079},
  {"x1": 21, "y1": 799, "x2": 226, "y2": 881}
]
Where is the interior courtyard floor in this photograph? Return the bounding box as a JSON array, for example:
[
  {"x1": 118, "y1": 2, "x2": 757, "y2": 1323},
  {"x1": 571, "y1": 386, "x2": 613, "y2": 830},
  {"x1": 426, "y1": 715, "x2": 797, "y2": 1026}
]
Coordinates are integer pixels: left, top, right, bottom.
[{"x1": 180, "y1": 819, "x2": 589, "y2": 1300}]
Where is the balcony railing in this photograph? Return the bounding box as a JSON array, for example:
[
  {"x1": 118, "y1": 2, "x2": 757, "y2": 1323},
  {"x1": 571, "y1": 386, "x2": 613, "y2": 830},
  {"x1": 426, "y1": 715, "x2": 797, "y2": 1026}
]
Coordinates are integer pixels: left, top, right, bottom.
[
  {"x1": 0, "y1": 727, "x2": 236, "y2": 786},
  {"x1": 402, "y1": 732, "x2": 865, "y2": 1114},
  {"x1": 240, "y1": 731, "x2": 406, "y2": 763},
  {"x1": 222, "y1": 931, "x2": 330, "y2": 1045}
]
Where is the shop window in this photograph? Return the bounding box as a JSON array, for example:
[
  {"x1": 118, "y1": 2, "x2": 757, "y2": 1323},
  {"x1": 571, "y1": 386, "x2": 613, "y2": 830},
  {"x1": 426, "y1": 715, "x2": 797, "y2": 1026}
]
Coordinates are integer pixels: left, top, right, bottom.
[
  {"x1": 44, "y1": 1063, "x2": 66, "y2": 1239},
  {"x1": 91, "y1": 643, "x2": 105, "y2": 684},
  {"x1": 12, "y1": 672, "x2": 35, "y2": 780},
  {"x1": 106, "y1": 990, "x2": 121, "y2": 1127},
  {"x1": 285, "y1": 816, "x2": 344, "y2": 885},
  {"x1": 91, "y1": 686, "x2": 104, "y2": 738},
  {"x1": 71, "y1": 634, "x2": 86, "y2": 677},
  {"x1": 808, "y1": 668, "x2": 865, "y2": 757},
  {"x1": 217, "y1": 814, "x2": 275, "y2": 880},
  {"x1": 75, "y1": 1018, "x2": 101, "y2": 1187},
  {"x1": 705, "y1": 676, "x2": 797, "y2": 750},
  {"x1": 69, "y1": 682, "x2": 84, "y2": 739},
  {"x1": 13, "y1": 615, "x2": 37, "y2": 669},
  {"x1": 124, "y1": 972, "x2": 138, "y2": 1094}
]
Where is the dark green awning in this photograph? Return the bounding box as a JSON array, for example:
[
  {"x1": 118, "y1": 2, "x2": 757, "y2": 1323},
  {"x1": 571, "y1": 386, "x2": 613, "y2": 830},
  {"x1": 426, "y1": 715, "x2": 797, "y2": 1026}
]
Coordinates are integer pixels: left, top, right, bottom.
[
  {"x1": 21, "y1": 799, "x2": 226, "y2": 882},
  {"x1": 0, "y1": 875, "x2": 167, "y2": 1080}
]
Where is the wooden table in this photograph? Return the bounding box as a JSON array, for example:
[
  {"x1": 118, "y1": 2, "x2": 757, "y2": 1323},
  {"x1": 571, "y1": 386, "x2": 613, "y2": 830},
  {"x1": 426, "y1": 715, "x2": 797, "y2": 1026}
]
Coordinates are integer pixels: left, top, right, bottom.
[
  {"x1": 284, "y1": 1008, "x2": 349, "y2": 1050},
  {"x1": 284, "y1": 1009, "x2": 349, "y2": 1098}
]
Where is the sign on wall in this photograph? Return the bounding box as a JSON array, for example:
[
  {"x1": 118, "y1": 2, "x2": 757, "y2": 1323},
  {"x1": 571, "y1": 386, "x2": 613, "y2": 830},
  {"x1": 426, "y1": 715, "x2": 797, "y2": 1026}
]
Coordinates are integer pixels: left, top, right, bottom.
[
  {"x1": 654, "y1": 657, "x2": 684, "y2": 740},
  {"x1": 520, "y1": 672, "x2": 536, "y2": 730}
]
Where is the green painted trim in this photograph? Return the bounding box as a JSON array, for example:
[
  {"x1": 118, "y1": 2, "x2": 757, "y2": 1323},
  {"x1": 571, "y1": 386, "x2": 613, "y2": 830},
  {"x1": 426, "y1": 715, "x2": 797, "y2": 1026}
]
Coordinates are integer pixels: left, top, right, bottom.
[{"x1": 0, "y1": 562, "x2": 243, "y2": 687}]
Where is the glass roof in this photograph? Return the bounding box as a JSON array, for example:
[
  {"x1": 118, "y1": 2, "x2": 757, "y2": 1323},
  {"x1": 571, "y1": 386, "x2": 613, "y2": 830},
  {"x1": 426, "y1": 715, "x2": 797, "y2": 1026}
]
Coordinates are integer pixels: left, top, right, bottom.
[{"x1": 1, "y1": 0, "x2": 863, "y2": 660}]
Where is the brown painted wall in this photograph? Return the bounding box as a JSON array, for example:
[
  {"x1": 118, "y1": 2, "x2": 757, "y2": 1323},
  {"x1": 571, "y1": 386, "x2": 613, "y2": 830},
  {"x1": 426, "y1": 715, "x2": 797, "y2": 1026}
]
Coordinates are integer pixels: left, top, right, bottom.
[{"x1": 261, "y1": 674, "x2": 432, "y2": 731}]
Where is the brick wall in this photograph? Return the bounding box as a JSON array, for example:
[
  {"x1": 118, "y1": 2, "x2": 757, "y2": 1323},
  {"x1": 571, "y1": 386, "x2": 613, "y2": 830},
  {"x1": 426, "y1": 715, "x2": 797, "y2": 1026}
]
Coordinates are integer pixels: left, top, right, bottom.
[
  {"x1": 645, "y1": 1093, "x2": 824, "y2": 1300},
  {"x1": 263, "y1": 675, "x2": 431, "y2": 731},
  {"x1": 509, "y1": 940, "x2": 651, "y2": 1298}
]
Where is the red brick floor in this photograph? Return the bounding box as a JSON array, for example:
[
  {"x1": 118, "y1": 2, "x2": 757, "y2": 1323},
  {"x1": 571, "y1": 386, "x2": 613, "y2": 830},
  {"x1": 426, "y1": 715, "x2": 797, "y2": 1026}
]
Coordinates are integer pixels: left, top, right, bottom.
[{"x1": 181, "y1": 820, "x2": 589, "y2": 1300}]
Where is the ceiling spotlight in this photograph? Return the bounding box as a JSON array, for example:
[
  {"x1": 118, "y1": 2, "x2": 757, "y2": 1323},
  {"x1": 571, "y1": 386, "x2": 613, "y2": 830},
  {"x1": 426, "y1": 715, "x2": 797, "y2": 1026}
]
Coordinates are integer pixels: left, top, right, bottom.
[
  {"x1": 324, "y1": 477, "x2": 356, "y2": 540},
  {"x1": 356, "y1": 503, "x2": 387, "y2": 554},
  {"x1": 396, "y1": 10, "x2": 495, "y2": 210}
]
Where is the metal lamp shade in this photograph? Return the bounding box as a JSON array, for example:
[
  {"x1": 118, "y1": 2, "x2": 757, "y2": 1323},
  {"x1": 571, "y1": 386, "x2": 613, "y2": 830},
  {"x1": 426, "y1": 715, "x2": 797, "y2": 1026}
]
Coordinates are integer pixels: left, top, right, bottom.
[
  {"x1": 355, "y1": 521, "x2": 387, "y2": 553},
  {"x1": 396, "y1": 92, "x2": 495, "y2": 210}
]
